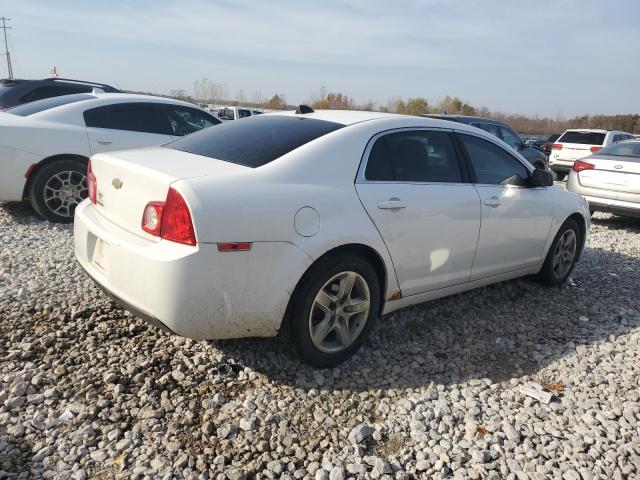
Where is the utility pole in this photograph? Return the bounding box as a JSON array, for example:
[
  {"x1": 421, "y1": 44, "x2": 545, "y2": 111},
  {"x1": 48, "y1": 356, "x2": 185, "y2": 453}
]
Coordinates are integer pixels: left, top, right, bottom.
[{"x1": 1, "y1": 17, "x2": 13, "y2": 79}]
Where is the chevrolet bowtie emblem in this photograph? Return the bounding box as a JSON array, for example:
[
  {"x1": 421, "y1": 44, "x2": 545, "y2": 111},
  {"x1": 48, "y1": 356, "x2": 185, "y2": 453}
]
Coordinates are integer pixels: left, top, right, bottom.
[{"x1": 112, "y1": 178, "x2": 123, "y2": 189}]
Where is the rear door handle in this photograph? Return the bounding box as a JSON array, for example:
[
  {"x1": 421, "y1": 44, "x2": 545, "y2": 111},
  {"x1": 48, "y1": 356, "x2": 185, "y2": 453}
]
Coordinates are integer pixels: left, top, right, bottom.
[
  {"x1": 484, "y1": 196, "x2": 502, "y2": 207},
  {"x1": 378, "y1": 199, "x2": 407, "y2": 210},
  {"x1": 97, "y1": 140, "x2": 112, "y2": 145}
]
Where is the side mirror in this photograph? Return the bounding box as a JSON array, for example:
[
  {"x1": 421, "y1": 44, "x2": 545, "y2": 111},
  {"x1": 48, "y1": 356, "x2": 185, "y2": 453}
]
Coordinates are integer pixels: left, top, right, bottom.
[
  {"x1": 529, "y1": 168, "x2": 553, "y2": 187},
  {"x1": 516, "y1": 142, "x2": 526, "y2": 150}
]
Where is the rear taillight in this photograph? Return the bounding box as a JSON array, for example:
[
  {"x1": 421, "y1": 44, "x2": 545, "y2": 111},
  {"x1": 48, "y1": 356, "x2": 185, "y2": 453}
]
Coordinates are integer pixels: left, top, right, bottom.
[
  {"x1": 87, "y1": 160, "x2": 97, "y2": 204},
  {"x1": 141, "y1": 188, "x2": 196, "y2": 246},
  {"x1": 573, "y1": 160, "x2": 595, "y2": 172},
  {"x1": 141, "y1": 202, "x2": 164, "y2": 236},
  {"x1": 590, "y1": 146, "x2": 602, "y2": 152},
  {"x1": 551, "y1": 143, "x2": 563, "y2": 150}
]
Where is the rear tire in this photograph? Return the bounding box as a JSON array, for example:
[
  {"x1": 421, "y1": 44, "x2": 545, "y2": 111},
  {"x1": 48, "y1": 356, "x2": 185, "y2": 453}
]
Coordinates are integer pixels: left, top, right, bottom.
[
  {"x1": 287, "y1": 254, "x2": 380, "y2": 368},
  {"x1": 536, "y1": 218, "x2": 581, "y2": 287},
  {"x1": 29, "y1": 158, "x2": 88, "y2": 223},
  {"x1": 552, "y1": 171, "x2": 566, "y2": 182}
]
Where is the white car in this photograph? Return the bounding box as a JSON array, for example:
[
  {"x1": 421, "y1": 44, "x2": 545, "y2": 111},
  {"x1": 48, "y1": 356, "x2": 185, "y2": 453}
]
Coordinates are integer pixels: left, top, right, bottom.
[
  {"x1": 0, "y1": 93, "x2": 220, "y2": 222},
  {"x1": 74, "y1": 108, "x2": 590, "y2": 367},
  {"x1": 216, "y1": 106, "x2": 264, "y2": 121},
  {"x1": 549, "y1": 129, "x2": 635, "y2": 181}
]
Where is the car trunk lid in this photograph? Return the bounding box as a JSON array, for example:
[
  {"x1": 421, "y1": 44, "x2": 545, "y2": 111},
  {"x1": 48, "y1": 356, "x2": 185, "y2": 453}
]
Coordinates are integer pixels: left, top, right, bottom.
[
  {"x1": 90, "y1": 146, "x2": 249, "y2": 239},
  {"x1": 578, "y1": 156, "x2": 640, "y2": 194}
]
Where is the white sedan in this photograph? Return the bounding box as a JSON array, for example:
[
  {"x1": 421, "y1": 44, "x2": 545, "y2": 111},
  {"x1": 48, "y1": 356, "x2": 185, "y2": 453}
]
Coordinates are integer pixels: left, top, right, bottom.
[
  {"x1": 0, "y1": 93, "x2": 220, "y2": 222},
  {"x1": 74, "y1": 108, "x2": 590, "y2": 367}
]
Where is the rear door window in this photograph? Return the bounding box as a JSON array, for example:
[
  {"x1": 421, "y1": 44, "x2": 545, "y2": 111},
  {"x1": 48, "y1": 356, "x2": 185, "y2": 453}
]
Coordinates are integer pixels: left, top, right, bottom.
[
  {"x1": 238, "y1": 109, "x2": 252, "y2": 118},
  {"x1": 84, "y1": 103, "x2": 172, "y2": 135},
  {"x1": 459, "y1": 134, "x2": 529, "y2": 186},
  {"x1": 558, "y1": 131, "x2": 606, "y2": 145},
  {"x1": 167, "y1": 115, "x2": 344, "y2": 167},
  {"x1": 365, "y1": 130, "x2": 463, "y2": 183},
  {"x1": 474, "y1": 122, "x2": 500, "y2": 137}
]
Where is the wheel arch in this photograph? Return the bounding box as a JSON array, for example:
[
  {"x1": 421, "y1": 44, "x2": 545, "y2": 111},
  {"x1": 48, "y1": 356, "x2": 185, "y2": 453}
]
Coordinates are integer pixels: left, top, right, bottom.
[
  {"x1": 284, "y1": 242, "x2": 390, "y2": 328},
  {"x1": 567, "y1": 212, "x2": 587, "y2": 259},
  {"x1": 22, "y1": 153, "x2": 89, "y2": 200}
]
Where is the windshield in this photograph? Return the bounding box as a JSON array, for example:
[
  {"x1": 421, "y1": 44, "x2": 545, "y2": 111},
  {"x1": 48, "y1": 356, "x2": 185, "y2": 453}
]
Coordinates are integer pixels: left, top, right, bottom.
[
  {"x1": 167, "y1": 115, "x2": 345, "y2": 168},
  {"x1": 596, "y1": 142, "x2": 640, "y2": 160},
  {"x1": 5, "y1": 94, "x2": 94, "y2": 116}
]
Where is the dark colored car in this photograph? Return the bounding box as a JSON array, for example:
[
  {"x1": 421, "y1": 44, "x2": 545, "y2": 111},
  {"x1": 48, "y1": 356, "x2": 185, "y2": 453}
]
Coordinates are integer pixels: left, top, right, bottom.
[
  {"x1": 542, "y1": 133, "x2": 561, "y2": 156},
  {"x1": 525, "y1": 138, "x2": 545, "y2": 151},
  {"x1": 0, "y1": 77, "x2": 121, "y2": 110},
  {"x1": 423, "y1": 114, "x2": 548, "y2": 170}
]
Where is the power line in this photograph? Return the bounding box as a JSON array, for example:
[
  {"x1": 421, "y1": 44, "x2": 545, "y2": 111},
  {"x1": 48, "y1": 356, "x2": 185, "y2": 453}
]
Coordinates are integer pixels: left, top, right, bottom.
[{"x1": 1, "y1": 17, "x2": 13, "y2": 79}]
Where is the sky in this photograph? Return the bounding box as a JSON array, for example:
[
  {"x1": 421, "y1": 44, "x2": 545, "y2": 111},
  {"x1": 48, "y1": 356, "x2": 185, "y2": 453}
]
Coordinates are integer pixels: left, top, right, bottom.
[{"x1": 3, "y1": 0, "x2": 639, "y2": 117}]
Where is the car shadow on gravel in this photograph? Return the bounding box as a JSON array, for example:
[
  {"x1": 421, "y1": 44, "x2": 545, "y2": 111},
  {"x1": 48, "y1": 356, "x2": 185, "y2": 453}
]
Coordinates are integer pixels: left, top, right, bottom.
[
  {"x1": 213, "y1": 246, "x2": 640, "y2": 391},
  {"x1": 591, "y1": 212, "x2": 640, "y2": 232},
  {"x1": 0, "y1": 201, "x2": 42, "y2": 224},
  {"x1": 0, "y1": 426, "x2": 42, "y2": 477}
]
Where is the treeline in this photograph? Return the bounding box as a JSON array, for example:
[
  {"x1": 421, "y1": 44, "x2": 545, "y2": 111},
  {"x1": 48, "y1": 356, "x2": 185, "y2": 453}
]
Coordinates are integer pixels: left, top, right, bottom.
[{"x1": 179, "y1": 79, "x2": 640, "y2": 135}]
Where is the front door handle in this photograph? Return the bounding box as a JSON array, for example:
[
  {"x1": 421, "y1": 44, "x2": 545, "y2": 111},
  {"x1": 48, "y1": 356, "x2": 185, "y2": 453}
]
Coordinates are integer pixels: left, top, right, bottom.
[
  {"x1": 97, "y1": 140, "x2": 112, "y2": 145},
  {"x1": 484, "y1": 196, "x2": 502, "y2": 207},
  {"x1": 378, "y1": 199, "x2": 407, "y2": 210}
]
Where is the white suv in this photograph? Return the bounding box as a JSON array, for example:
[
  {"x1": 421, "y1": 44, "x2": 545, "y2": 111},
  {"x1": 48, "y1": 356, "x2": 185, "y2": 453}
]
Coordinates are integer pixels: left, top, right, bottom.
[{"x1": 549, "y1": 129, "x2": 635, "y2": 180}]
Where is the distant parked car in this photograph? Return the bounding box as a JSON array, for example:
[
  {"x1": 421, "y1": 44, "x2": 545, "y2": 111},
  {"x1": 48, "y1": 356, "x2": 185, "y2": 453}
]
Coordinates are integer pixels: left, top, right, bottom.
[
  {"x1": 217, "y1": 106, "x2": 264, "y2": 121},
  {"x1": 424, "y1": 115, "x2": 548, "y2": 170},
  {"x1": 74, "y1": 108, "x2": 589, "y2": 367},
  {"x1": 0, "y1": 77, "x2": 121, "y2": 110},
  {"x1": 567, "y1": 140, "x2": 640, "y2": 218},
  {"x1": 525, "y1": 138, "x2": 545, "y2": 151},
  {"x1": 549, "y1": 129, "x2": 635, "y2": 181},
  {"x1": 542, "y1": 133, "x2": 561, "y2": 156},
  {"x1": 0, "y1": 93, "x2": 220, "y2": 222}
]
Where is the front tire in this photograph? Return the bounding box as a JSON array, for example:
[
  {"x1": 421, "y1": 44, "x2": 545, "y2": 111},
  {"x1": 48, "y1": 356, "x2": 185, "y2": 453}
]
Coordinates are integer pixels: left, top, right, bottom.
[
  {"x1": 288, "y1": 254, "x2": 381, "y2": 368},
  {"x1": 536, "y1": 218, "x2": 581, "y2": 286},
  {"x1": 29, "y1": 158, "x2": 88, "y2": 223}
]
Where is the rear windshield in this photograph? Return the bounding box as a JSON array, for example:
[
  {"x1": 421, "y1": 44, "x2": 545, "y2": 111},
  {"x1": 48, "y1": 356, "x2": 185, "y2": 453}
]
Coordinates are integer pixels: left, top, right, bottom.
[
  {"x1": 558, "y1": 131, "x2": 606, "y2": 145},
  {"x1": 167, "y1": 115, "x2": 345, "y2": 167},
  {"x1": 5, "y1": 94, "x2": 94, "y2": 116},
  {"x1": 596, "y1": 142, "x2": 640, "y2": 160}
]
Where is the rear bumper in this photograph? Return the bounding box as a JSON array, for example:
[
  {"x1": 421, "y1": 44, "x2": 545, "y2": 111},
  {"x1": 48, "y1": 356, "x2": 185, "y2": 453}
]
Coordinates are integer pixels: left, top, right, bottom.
[{"x1": 73, "y1": 200, "x2": 313, "y2": 339}]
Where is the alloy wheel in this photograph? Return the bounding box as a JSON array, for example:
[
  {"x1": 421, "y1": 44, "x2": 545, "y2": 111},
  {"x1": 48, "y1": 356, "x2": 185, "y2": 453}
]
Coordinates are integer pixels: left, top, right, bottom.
[
  {"x1": 308, "y1": 271, "x2": 371, "y2": 353},
  {"x1": 552, "y1": 229, "x2": 577, "y2": 278},
  {"x1": 43, "y1": 170, "x2": 87, "y2": 218}
]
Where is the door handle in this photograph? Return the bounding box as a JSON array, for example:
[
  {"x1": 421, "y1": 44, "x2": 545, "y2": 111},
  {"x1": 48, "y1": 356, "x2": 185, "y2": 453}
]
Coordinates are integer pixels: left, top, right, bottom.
[
  {"x1": 484, "y1": 196, "x2": 502, "y2": 207},
  {"x1": 97, "y1": 140, "x2": 112, "y2": 145},
  {"x1": 378, "y1": 199, "x2": 407, "y2": 210}
]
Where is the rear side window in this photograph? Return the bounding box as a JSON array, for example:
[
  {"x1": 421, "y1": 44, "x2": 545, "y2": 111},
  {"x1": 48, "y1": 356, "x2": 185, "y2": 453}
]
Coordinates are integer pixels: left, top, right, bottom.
[
  {"x1": 167, "y1": 115, "x2": 344, "y2": 168},
  {"x1": 596, "y1": 142, "x2": 640, "y2": 159},
  {"x1": 558, "y1": 131, "x2": 606, "y2": 145},
  {"x1": 84, "y1": 103, "x2": 172, "y2": 135},
  {"x1": 459, "y1": 134, "x2": 529, "y2": 186},
  {"x1": 473, "y1": 122, "x2": 500, "y2": 137},
  {"x1": 238, "y1": 109, "x2": 252, "y2": 118},
  {"x1": 365, "y1": 130, "x2": 463, "y2": 183},
  {"x1": 5, "y1": 94, "x2": 94, "y2": 116}
]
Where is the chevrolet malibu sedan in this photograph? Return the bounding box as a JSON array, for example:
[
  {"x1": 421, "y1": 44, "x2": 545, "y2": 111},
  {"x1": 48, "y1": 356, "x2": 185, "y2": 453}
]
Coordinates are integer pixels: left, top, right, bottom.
[{"x1": 74, "y1": 108, "x2": 590, "y2": 367}]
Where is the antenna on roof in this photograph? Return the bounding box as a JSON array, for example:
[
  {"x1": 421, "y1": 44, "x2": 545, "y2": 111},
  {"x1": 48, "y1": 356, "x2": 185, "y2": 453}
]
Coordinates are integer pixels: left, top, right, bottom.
[{"x1": 295, "y1": 104, "x2": 314, "y2": 114}]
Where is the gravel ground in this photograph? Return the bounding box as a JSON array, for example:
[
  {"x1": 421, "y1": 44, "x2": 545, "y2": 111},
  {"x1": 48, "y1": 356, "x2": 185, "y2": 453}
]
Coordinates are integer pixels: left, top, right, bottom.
[{"x1": 1, "y1": 201, "x2": 639, "y2": 480}]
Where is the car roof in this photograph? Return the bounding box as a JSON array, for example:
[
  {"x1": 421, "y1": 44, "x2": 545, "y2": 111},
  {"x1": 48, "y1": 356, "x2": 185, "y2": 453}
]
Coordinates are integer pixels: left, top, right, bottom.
[
  {"x1": 272, "y1": 109, "x2": 404, "y2": 126},
  {"x1": 422, "y1": 114, "x2": 508, "y2": 126},
  {"x1": 563, "y1": 128, "x2": 622, "y2": 133}
]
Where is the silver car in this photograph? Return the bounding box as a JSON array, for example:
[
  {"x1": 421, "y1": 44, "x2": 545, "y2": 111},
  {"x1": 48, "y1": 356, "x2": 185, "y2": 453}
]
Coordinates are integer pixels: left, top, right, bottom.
[{"x1": 567, "y1": 140, "x2": 640, "y2": 217}]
